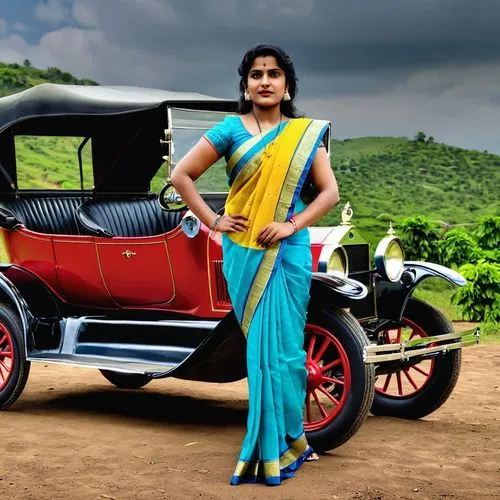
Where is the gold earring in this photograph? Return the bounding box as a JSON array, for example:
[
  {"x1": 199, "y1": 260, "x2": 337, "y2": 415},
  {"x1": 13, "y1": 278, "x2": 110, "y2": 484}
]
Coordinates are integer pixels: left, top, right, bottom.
[
  {"x1": 244, "y1": 90, "x2": 251, "y2": 101},
  {"x1": 283, "y1": 90, "x2": 291, "y2": 101}
]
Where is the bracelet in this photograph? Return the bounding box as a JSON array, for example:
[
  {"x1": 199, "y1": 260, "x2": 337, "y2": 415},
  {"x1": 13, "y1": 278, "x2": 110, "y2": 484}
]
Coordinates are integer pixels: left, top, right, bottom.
[
  {"x1": 288, "y1": 217, "x2": 298, "y2": 233},
  {"x1": 210, "y1": 214, "x2": 222, "y2": 231}
]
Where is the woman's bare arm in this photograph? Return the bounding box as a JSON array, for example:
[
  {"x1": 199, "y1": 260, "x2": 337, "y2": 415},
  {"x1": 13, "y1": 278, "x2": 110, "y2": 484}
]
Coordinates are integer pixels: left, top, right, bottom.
[
  {"x1": 292, "y1": 147, "x2": 340, "y2": 230},
  {"x1": 170, "y1": 138, "x2": 248, "y2": 232}
]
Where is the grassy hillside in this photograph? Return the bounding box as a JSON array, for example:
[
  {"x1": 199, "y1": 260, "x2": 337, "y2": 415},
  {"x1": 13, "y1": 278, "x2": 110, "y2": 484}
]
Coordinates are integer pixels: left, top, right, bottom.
[
  {"x1": 0, "y1": 60, "x2": 97, "y2": 96},
  {"x1": 325, "y1": 135, "x2": 500, "y2": 243}
]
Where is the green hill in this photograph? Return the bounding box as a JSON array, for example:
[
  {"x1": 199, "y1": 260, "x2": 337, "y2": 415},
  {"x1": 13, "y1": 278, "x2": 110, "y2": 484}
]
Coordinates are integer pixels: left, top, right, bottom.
[
  {"x1": 2, "y1": 61, "x2": 499, "y2": 245},
  {"x1": 0, "y1": 60, "x2": 97, "y2": 96},
  {"x1": 326, "y1": 135, "x2": 500, "y2": 243}
]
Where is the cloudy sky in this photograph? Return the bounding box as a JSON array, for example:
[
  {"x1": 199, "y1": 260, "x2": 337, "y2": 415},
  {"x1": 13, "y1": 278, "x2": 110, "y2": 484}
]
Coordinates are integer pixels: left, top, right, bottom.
[{"x1": 1, "y1": 0, "x2": 499, "y2": 153}]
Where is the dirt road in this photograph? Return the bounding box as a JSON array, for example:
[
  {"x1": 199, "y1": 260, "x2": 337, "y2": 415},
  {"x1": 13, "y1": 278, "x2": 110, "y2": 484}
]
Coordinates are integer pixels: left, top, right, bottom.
[{"x1": 0, "y1": 344, "x2": 498, "y2": 500}]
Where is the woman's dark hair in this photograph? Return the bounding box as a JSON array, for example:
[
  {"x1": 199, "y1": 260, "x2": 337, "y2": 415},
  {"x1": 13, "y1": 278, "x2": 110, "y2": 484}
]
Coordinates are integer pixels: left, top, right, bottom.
[{"x1": 238, "y1": 44, "x2": 299, "y2": 117}]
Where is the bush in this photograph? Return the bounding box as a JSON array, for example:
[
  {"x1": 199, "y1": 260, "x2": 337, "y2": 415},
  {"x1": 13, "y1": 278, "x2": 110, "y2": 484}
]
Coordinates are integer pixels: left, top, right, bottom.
[
  {"x1": 452, "y1": 260, "x2": 500, "y2": 322},
  {"x1": 474, "y1": 215, "x2": 500, "y2": 251},
  {"x1": 439, "y1": 228, "x2": 482, "y2": 267},
  {"x1": 399, "y1": 215, "x2": 440, "y2": 262}
]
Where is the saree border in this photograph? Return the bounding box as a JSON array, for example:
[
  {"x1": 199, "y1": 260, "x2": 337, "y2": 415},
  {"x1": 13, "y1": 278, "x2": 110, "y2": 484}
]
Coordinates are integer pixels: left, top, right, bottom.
[{"x1": 230, "y1": 433, "x2": 310, "y2": 485}]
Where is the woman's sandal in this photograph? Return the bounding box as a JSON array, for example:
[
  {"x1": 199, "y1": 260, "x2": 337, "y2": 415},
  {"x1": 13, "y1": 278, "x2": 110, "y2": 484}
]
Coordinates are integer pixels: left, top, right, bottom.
[{"x1": 305, "y1": 448, "x2": 320, "y2": 461}]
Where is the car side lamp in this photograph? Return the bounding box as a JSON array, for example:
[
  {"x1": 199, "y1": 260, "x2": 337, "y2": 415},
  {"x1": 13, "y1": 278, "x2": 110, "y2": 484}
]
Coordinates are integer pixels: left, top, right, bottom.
[{"x1": 375, "y1": 223, "x2": 405, "y2": 282}]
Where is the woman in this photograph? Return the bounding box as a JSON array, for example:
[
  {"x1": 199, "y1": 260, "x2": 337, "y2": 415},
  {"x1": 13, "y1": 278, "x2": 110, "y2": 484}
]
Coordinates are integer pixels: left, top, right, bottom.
[{"x1": 171, "y1": 44, "x2": 339, "y2": 486}]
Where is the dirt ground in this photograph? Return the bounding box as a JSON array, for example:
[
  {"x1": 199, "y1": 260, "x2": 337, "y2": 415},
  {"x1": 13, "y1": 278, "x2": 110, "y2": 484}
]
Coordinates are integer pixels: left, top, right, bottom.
[{"x1": 0, "y1": 343, "x2": 498, "y2": 500}]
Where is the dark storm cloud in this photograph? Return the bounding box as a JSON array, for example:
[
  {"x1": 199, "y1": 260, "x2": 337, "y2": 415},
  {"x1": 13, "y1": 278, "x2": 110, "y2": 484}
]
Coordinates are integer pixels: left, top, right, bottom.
[
  {"x1": 1, "y1": 0, "x2": 499, "y2": 151},
  {"x1": 63, "y1": 0, "x2": 500, "y2": 99}
]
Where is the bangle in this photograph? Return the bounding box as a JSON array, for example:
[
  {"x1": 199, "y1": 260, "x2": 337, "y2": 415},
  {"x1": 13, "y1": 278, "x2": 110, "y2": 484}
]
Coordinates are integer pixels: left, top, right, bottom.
[
  {"x1": 288, "y1": 217, "x2": 298, "y2": 233},
  {"x1": 210, "y1": 214, "x2": 222, "y2": 231}
]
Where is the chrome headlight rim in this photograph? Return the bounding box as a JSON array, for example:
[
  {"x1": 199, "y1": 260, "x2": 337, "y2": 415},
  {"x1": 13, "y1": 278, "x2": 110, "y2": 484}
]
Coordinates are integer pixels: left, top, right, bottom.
[
  {"x1": 318, "y1": 244, "x2": 349, "y2": 278},
  {"x1": 375, "y1": 235, "x2": 405, "y2": 282}
]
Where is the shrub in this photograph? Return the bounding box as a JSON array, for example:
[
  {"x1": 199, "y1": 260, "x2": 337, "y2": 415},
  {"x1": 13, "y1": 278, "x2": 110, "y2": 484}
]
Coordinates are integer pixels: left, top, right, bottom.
[
  {"x1": 439, "y1": 228, "x2": 482, "y2": 267},
  {"x1": 452, "y1": 260, "x2": 500, "y2": 322},
  {"x1": 474, "y1": 215, "x2": 500, "y2": 251},
  {"x1": 399, "y1": 215, "x2": 440, "y2": 262}
]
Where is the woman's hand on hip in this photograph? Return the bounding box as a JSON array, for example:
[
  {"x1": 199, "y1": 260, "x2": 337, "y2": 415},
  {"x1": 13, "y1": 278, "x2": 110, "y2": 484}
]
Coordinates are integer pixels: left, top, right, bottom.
[
  {"x1": 257, "y1": 222, "x2": 295, "y2": 247},
  {"x1": 217, "y1": 214, "x2": 249, "y2": 233}
]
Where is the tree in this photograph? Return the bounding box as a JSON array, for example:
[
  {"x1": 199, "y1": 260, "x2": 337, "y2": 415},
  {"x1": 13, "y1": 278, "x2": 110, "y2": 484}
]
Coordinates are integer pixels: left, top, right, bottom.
[
  {"x1": 414, "y1": 131, "x2": 426, "y2": 143},
  {"x1": 23, "y1": 59, "x2": 32, "y2": 68}
]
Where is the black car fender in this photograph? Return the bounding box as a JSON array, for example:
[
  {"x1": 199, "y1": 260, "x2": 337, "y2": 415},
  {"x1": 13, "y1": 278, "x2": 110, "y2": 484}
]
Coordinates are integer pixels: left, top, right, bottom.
[
  {"x1": 0, "y1": 267, "x2": 31, "y2": 340},
  {"x1": 375, "y1": 261, "x2": 466, "y2": 322},
  {"x1": 309, "y1": 273, "x2": 368, "y2": 310},
  {"x1": 0, "y1": 264, "x2": 62, "y2": 352}
]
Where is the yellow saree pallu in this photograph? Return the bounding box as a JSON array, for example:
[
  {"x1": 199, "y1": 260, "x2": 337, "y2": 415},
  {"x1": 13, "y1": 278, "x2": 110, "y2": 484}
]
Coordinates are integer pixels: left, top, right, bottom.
[{"x1": 219, "y1": 117, "x2": 329, "y2": 486}]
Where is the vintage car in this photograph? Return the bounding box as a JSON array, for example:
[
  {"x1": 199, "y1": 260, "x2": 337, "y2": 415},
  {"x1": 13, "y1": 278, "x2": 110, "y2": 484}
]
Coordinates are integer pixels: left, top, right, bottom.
[{"x1": 0, "y1": 84, "x2": 478, "y2": 452}]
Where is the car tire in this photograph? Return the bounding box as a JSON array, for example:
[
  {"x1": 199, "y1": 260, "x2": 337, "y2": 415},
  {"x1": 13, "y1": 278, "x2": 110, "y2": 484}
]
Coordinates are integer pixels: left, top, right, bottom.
[
  {"x1": 0, "y1": 304, "x2": 30, "y2": 410},
  {"x1": 99, "y1": 370, "x2": 153, "y2": 389},
  {"x1": 304, "y1": 307, "x2": 375, "y2": 452},
  {"x1": 371, "y1": 297, "x2": 462, "y2": 419}
]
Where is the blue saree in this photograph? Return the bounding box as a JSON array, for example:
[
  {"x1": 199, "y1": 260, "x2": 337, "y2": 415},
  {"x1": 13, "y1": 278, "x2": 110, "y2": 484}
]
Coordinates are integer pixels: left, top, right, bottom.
[{"x1": 205, "y1": 115, "x2": 329, "y2": 486}]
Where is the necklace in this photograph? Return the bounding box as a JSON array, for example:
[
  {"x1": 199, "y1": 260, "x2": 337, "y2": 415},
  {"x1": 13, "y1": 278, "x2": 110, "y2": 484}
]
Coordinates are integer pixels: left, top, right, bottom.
[{"x1": 252, "y1": 109, "x2": 282, "y2": 158}]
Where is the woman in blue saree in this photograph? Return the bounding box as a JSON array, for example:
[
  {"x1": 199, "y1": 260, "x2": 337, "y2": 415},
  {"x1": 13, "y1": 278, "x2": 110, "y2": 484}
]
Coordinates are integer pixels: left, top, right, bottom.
[{"x1": 172, "y1": 44, "x2": 339, "y2": 486}]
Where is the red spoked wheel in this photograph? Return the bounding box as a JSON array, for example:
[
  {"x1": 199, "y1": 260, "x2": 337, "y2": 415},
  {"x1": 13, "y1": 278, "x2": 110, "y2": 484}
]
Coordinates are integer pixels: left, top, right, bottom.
[
  {"x1": 304, "y1": 324, "x2": 351, "y2": 431},
  {"x1": 0, "y1": 323, "x2": 15, "y2": 391},
  {"x1": 0, "y1": 305, "x2": 30, "y2": 410},
  {"x1": 302, "y1": 308, "x2": 374, "y2": 452},
  {"x1": 370, "y1": 298, "x2": 462, "y2": 419},
  {"x1": 375, "y1": 318, "x2": 434, "y2": 398}
]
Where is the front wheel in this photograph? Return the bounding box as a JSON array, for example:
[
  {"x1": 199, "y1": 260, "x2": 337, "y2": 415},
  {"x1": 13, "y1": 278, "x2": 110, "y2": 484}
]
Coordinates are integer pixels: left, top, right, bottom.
[
  {"x1": 371, "y1": 297, "x2": 462, "y2": 419},
  {"x1": 304, "y1": 308, "x2": 375, "y2": 452},
  {"x1": 99, "y1": 370, "x2": 153, "y2": 389}
]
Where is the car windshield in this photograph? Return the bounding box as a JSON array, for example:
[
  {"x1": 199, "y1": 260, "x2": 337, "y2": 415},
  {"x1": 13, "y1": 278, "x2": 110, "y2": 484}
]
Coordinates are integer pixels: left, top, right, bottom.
[{"x1": 170, "y1": 107, "x2": 235, "y2": 193}]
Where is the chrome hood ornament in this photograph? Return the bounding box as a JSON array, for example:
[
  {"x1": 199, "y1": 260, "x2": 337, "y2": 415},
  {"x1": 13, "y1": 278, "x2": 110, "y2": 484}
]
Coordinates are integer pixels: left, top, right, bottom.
[{"x1": 341, "y1": 202, "x2": 353, "y2": 225}]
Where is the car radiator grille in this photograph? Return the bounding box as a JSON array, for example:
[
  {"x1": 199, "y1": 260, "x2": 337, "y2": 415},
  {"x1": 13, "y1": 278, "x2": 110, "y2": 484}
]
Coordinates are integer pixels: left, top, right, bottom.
[{"x1": 344, "y1": 244, "x2": 376, "y2": 320}]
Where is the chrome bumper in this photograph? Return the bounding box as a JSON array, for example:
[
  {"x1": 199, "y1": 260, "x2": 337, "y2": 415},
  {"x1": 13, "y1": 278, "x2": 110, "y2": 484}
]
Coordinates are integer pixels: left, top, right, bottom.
[{"x1": 364, "y1": 327, "x2": 480, "y2": 364}]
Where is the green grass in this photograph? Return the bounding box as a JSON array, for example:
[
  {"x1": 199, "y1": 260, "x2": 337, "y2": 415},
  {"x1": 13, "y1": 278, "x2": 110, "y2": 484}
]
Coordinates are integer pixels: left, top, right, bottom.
[{"x1": 412, "y1": 278, "x2": 463, "y2": 321}]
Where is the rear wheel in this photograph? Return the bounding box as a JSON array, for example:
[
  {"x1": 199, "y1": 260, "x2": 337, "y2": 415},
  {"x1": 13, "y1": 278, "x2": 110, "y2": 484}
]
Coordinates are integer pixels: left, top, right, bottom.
[
  {"x1": 304, "y1": 308, "x2": 375, "y2": 452},
  {"x1": 371, "y1": 297, "x2": 462, "y2": 419},
  {"x1": 0, "y1": 305, "x2": 30, "y2": 410},
  {"x1": 99, "y1": 370, "x2": 152, "y2": 389}
]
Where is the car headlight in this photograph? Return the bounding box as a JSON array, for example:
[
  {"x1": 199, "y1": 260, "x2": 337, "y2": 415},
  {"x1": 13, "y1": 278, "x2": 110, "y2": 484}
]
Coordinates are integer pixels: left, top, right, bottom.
[
  {"x1": 318, "y1": 244, "x2": 349, "y2": 278},
  {"x1": 375, "y1": 235, "x2": 405, "y2": 281}
]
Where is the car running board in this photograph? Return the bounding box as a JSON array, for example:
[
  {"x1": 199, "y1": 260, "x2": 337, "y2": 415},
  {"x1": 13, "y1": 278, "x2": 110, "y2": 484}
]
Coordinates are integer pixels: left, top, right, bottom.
[
  {"x1": 27, "y1": 353, "x2": 177, "y2": 375},
  {"x1": 26, "y1": 312, "x2": 248, "y2": 382}
]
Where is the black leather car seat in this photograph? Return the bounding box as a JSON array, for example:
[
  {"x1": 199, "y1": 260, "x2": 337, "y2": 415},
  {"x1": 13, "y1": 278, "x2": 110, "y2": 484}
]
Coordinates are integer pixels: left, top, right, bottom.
[
  {"x1": 0, "y1": 197, "x2": 88, "y2": 234},
  {"x1": 76, "y1": 197, "x2": 184, "y2": 237}
]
